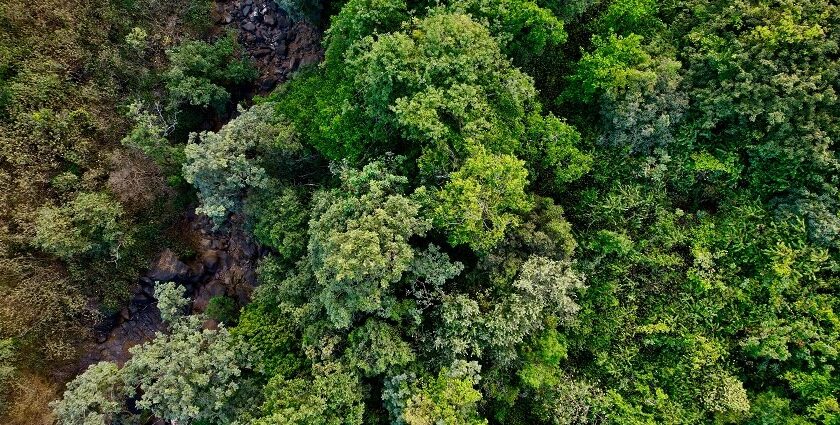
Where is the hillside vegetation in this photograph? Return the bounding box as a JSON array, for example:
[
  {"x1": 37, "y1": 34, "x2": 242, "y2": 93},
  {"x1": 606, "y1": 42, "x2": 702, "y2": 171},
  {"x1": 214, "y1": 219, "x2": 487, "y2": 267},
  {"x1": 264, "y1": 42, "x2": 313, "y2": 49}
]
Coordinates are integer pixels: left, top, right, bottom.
[{"x1": 1, "y1": 0, "x2": 839, "y2": 423}]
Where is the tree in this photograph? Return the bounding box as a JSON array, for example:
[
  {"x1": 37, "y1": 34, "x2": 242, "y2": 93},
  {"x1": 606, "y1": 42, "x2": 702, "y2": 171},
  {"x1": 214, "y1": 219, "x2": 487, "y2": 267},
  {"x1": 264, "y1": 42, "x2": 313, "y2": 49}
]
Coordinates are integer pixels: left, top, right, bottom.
[
  {"x1": 487, "y1": 257, "x2": 584, "y2": 364},
  {"x1": 120, "y1": 101, "x2": 183, "y2": 173},
  {"x1": 245, "y1": 185, "x2": 308, "y2": 262},
  {"x1": 255, "y1": 362, "x2": 365, "y2": 425},
  {"x1": 345, "y1": 319, "x2": 414, "y2": 377},
  {"x1": 50, "y1": 362, "x2": 127, "y2": 425},
  {"x1": 183, "y1": 103, "x2": 300, "y2": 225},
  {"x1": 349, "y1": 13, "x2": 538, "y2": 171},
  {"x1": 123, "y1": 313, "x2": 253, "y2": 424},
  {"x1": 448, "y1": 0, "x2": 567, "y2": 60},
  {"x1": 522, "y1": 113, "x2": 592, "y2": 190},
  {"x1": 430, "y1": 147, "x2": 532, "y2": 252},
  {"x1": 308, "y1": 160, "x2": 430, "y2": 328},
  {"x1": 154, "y1": 281, "x2": 190, "y2": 324},
  {"x1": 51, "y1": 288, "x2": 254, "y2": 424},
  {"x1": 567, "y1": 32, "x2": 688, "y2": 154},
  {"x1": 384, "y1": 361, "x2": 488, "y2": 425},
  {"x1": 165, "y1": 34, "x2": 257, "y2": 111},
  {"x1": 681, "y1": 0, "x2": 840, "y2": 199},
  {"x1": 34, "y1": 191, "x2": 131, "y2": 261}
]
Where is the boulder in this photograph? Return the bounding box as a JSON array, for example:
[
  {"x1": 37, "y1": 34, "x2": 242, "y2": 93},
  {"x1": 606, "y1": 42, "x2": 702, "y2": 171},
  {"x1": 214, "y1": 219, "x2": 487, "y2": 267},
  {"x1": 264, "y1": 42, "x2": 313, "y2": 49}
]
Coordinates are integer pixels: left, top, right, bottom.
[
  {"x1": 148, "y1": 249, "x2": 189, "y2": 282},
  {"x1": 201, "y1": 250, "x2": 220, "y2": 271},
  {"x1": 193, "y1": 280, "x2": 226, "y2": 313}
]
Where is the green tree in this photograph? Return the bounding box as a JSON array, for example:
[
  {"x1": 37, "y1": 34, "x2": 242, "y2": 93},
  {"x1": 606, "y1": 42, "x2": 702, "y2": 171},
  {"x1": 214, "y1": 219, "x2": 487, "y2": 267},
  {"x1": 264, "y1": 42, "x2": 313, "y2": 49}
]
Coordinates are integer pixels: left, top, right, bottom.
[
  {"x1": 245, "y1": 185, "x2": 309, "y2": 262},
  {"x1": 50, "y1": 362, "x2": 127, "y2": 425},
  {"x1": 308, "y1": 160, "x2": 429, "y2": 328},
  {"x1": 430, "y1": 147, "x2": 532, "y2": 252},
  {"x1": 34, "y1": 191, "x2": 131, "y2": 261},
  {"x1": 165, "y1": 34, "x2": 257, "y2": 111},
  {"x1": 255, "y1": 362, "x2": 365, "y2": 425},
  {"x1": 183, "y1": 103, "x2": 300, "y2": 225},
  {"x1": 121, "y1": 101, "x2": 183, "y2": 173},
  {"x1": 348, "y1": 12, "x2": 539, "y2": 174},
  {"x1": 345, "y1": 319, "x2": 414, "y2": 377},
  {"x1": 384, "y1": 361, "x2": 488, "y2": 425},
  {"x1": 154, "y1": 281, "x2": 190, "y2": 324},
  {"x1": 124, "y1": 315, "x2": 253, "y2": 424}
]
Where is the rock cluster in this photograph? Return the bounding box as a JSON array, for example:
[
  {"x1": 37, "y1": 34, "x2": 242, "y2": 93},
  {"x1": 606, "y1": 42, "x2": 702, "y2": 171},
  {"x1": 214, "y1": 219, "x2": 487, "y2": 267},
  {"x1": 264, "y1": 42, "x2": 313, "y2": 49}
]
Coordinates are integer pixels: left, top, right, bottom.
[
  {"x1": 214, "y1": 0, "x2": 324, "y2": 91},
  {"x1": 81, "y1": 212, "x2": 262, "y2": 366}
]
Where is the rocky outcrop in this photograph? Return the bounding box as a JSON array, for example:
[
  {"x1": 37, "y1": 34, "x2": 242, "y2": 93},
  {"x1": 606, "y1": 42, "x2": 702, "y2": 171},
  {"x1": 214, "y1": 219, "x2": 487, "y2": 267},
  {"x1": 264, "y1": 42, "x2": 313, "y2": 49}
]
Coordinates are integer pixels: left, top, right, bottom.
[
  {"x1": 213, "y1": 0, "x2": 324, "y2": 92},
  {"x1": 80, "y1": 212, "x2": 263, "y2": 367}
]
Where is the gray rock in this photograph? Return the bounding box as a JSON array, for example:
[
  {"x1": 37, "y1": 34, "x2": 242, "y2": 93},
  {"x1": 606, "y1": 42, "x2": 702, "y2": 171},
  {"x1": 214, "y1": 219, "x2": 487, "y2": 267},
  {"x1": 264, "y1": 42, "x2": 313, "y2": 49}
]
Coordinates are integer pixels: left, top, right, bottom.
[
  {"x1": 263, "y1": 14, "x2": 275, "y2": 26},
  {"x1": 243, "y1": 22, "x2": 257, "y2": 32}
]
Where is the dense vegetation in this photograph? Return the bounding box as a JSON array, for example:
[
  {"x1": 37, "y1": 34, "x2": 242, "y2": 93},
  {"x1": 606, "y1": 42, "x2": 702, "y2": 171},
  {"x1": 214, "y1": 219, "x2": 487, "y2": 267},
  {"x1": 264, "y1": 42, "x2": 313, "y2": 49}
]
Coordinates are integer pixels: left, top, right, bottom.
[{"x1": 1, "y1": 0, "x2": 838, "y2": 423}]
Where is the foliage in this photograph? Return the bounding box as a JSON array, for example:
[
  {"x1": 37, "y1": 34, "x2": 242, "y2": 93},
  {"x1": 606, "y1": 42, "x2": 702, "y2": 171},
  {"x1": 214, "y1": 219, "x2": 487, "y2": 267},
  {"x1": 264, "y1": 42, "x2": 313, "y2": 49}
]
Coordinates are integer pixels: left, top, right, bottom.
[
  {"x1": 50, "y1": 362, "x2": 127, "y2": 425},
  {"x1": 384, "y1": 361, "x2": 487, "y2": 425},
  {"x1": 154, "y1": 281, "x2": 189, "y2": 324},
  {"x1": 345, "y1": 319, "x2": 414, "y2": 376},
  {"x1": 206, "y1": 295, "x2": 240, "y2": 325},
  {"x1": 34, "y1": 191, "x2": 132, "y2": 261},
  {"x1": 255, "y1": 362, "x2": 365, "y2": 425},
  {"x1": 347, "y1": 12, "x2": 539, "y2": 173},
  {"x1": 447, "y1": 0, "x2": 567, "y2": 60},
  {"x1": 246, "y1": 185, "x2": 309, "y2": 262},
  {"x1": 22, "y1": 0, "x2": 840, "y2": 423},
  {"x1": 164, "y1": 34, "x2": 257, "y2": 111},
  {"x1": 308, "y1": 160, "x2": 429, "y2": 328},
  {"x1": 183, "y1": 103, "x2": 300, "y2": 225},
  {"x1": 123, "y1": 314, "x2": 252, "y2": 424},
  {"x1": 121, "y1": 101, "x2": 183, "y2": 173},
  {"x1": 430, "y1": 147, "x2": 532, "y2": 252}
]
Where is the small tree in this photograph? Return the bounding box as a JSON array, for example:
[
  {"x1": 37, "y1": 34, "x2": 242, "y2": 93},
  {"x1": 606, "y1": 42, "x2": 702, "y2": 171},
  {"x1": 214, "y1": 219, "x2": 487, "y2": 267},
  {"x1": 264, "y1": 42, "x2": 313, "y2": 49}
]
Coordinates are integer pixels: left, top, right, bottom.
[
  {"x1": 50, "y1": 362, "x2": 127, "y2": 425},
  {"x1": 34, "y1": 191, "x2": 131, "y2": 261},
  {"x1": 183, "y1": 103, "x2": 300, "y2": 226},
  {"x1": 165, "y1": 34, "x2": 257, "y2": 111}
]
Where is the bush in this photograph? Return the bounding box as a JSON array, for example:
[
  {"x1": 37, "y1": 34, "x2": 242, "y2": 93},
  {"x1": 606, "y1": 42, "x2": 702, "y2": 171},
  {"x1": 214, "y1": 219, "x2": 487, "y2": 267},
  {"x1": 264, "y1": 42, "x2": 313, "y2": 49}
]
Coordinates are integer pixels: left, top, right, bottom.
[
  {"x1": 206, "y1": 296, "x2": 240, "y2": 324},
  {"x1": 165, "y1": 34, "x2": 257, "y2": 111},
  {"x1": 34, "y1": 192, "x2": 132, "y2": 261}
]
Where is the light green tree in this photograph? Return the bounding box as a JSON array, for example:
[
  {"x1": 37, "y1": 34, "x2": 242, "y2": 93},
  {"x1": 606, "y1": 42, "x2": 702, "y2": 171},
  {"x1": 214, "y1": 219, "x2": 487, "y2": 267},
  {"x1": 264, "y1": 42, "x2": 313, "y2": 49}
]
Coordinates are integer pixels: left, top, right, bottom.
[
  {"x1": 183, "y1": 103, "x2": 299, "y2": 225},
  {"x1": 50, "y1": 362, "x2": 127, "y2": 425},
  {"x1": 34, "y1": 191, "x2": 131, "y2": 260},
  {"x1": 255, "y1": 362, "x2": 365, "y2": 425},
  {"x1": 308, "y1": 160, "x2": 430, "y2": 328},
  {"x1": 430, "y1": 147, "x2": 532, "y2": 252},
  {"x1": 123, "y1": 314, "x2": 252, "y2": 424},
  {"x1": 384, "y1": 361, "x2": 488, "y2": 425}
]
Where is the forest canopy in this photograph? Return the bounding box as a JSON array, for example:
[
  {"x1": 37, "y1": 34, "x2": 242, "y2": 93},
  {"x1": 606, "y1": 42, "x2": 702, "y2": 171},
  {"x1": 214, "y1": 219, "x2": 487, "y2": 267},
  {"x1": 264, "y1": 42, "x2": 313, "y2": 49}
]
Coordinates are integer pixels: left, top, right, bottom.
[{"x1": 1, "y1": 0, "x2": 839, "y2": 423}]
